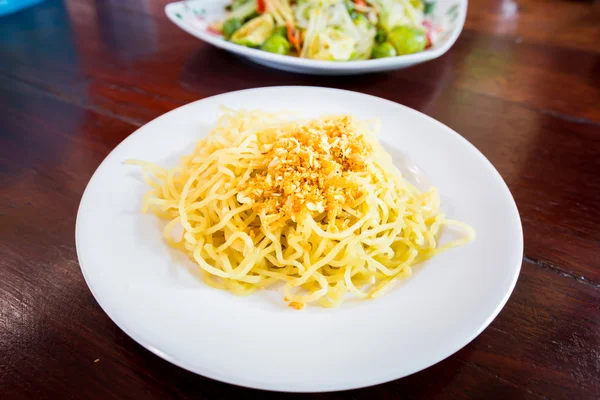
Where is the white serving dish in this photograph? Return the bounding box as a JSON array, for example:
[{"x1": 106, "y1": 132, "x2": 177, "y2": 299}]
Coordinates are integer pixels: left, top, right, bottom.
[
  {"x1": 76, "y1": 87, "x2": 522, "y2": 392},
  {"x1": 165, "y1": 0, "x2": 467, "y2": 75}
]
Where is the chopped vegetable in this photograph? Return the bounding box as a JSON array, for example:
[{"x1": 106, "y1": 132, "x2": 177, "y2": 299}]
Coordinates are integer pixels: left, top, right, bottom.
[
  {"x1": 273, "y1": 25, "x2": 287, "y2": 37},
  {"x1": 410, "y1": 0, "x2": 424, "y2": 12},
  {"x1": 222, "y1": 18, "x2": 243, "y2": 39},
  {"x1": 375, "y1": 27, "x2": 387, "y2": 43},
  {"x1": 326, "y1": 29, "x2": 357, "y2": 60},
  {"x1": 257, "y1": 0, "x2": 266, "y2": 13},
  {"x1": 261, "y1": 34, "x2": 291, "y2": 54},
  {"x1": 344, "y1": 0, "x2": 354, "y2": 13},
  {"x1": 231, "y1": 14, "x2": 275, "y2": 47},
  {"x1": 352, "y1": 12, "x2": 369, "y2": 25},
  {"x1": 287, "y1": 22, "x2": 302, "y2": 53},
  {"x1": 372, "y1": 42, "x2": 397, "y2": 58},
  {"x1": 374, "y1": 0, "x2": 424, "y2": 32},
  {"x1": 231, "y1": 0, "x2": 250, "y2": 10},
  {"x1": 387, "y1": 25, "x2": 427, "y2": 54},
  {"x1": 229, "y1": 0, "x2": 258, "y2": 21},
  {"x1": 218, "y1": 0, "x2": 438, "y2": 60},
  {"x1": 244, "y1": 11, "x2": 261, "y2": 22},
  {"x1": 423, "y1": 0, "x2": 436, "y2": 15},
  {"x1": 353, "y1": 10, "x2": 376, "y2": 59}
]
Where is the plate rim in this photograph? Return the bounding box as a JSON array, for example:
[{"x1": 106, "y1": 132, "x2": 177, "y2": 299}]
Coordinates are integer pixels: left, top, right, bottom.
[
  {"x1": 76, "y1": 86, "x2": 523, "y2": 392},
  {"x1": 163, "y1": 0, "x2": 468, "y2": 72}
]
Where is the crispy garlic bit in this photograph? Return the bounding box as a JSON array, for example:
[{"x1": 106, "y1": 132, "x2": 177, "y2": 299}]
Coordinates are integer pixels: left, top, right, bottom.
[{"x1": 237, "y1": 116, "x2": 373, "y2": 226}]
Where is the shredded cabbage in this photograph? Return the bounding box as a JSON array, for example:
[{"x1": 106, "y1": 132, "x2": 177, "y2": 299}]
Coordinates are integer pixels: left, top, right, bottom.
[
  {"x1": 229, "y1": 0, "x2": 258, "y2": 21},
  {"x1": 301, "y1": 1, "x2": 374, "y2": 61},
  {"x1": 220, "y1": 0, "x2": 431, "y2": 60},
  {"x1": 370, "y1": 0, "x2": 424, "y2": 31}
]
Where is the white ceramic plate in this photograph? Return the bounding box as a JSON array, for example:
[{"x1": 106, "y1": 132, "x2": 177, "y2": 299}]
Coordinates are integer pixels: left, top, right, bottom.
[
  {"x1": 76, "y1": 87, "x2": 522, "y2": 392},
  {"x1": 165, "y1": 0, "x2": 467, "y2": 75}
]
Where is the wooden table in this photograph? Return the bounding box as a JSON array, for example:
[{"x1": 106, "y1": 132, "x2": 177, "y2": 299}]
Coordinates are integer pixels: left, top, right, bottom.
[{"x1": 2, "y1": 0, "x2": 599, "y2": 398}]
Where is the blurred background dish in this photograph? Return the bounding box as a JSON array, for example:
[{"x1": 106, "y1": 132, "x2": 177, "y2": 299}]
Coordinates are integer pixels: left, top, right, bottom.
[{"x1": 165, "y1": 0, "x2": 466, "y2": 74}]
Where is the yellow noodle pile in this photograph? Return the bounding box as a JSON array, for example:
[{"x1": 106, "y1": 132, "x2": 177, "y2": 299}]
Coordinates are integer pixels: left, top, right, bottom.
[{"x1": 127, "y1": 108, "x2": 474, "y2": 308}]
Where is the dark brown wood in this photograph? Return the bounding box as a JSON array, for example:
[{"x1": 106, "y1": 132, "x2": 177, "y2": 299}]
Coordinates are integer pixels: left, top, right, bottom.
[{"x1": 1, "y1": 0, "x2": 599, "y2": 398}]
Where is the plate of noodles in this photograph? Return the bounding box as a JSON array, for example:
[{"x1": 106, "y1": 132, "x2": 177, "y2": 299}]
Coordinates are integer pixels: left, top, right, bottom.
[
  {"x1": 164, "y1": 0, "x2": 467, "y2": 74},
  {"x1": 76, "y1": 86, "x2": 522, "y2": 392}
]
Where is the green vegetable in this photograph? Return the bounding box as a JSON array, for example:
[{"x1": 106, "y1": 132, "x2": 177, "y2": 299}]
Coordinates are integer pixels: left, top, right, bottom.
[
  {"x1": 378, "y1": 0, "x2": 423, "y2": 33},
  {"x1": 261, "y1": 34, "x2": 290, "y2": 55},
  {"x1": 371, "y1": 42, "x2": 397, "y2": 58},
  {"x1": 353, "y1": 13, "x2": 373, "y2": 33},
  {"x1": 352, "y1": 13, "x2": 369, "y2": 25},
  {"x1": 222, "y1": 18, "x2": 242, "y2": 39},
  {"x1": 273, "y1": 25, "x2": 287, "y2": 37},
  {"x1": 344, "y1": 0, "x2": 355, "y2": 13},
  {"x1": 424, "y1": 0, "x2": 436, "y2": 15},
  {"x1": 229, "y1": 0, "x2": 257, "y2": 22},
  {"x1": 387, "y1": 26, "x2": 427, "y2": 55},
  {"x1": 375, "y1": 27, "x2": 387, "y2": 43},
  {"x1": 231, "y1": 14, "x2": 275, "y2": 47},
  {"x1": 231, "y1": 0, "x2": 249, "y2": 10},
  {"x1": 302, "y1": 7, "x2": 312, "y2": 19},
  {"x1": 243, "y1": 11, "x2": 260, "y2": 22},
  {"x1": 410, "y1": 0, "x2": 425, "y2": 12}
]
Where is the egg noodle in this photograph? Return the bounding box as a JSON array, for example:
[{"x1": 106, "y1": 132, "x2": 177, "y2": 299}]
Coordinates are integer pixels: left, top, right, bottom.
[{"x1": 127, "y1": 108, "x2": 474, "y2": 309}]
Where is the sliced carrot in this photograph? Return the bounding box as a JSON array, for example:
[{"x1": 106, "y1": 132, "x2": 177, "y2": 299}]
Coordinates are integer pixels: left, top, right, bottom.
[{"x1": 286, "y1": 22, "x2": 302, "y2": 53}]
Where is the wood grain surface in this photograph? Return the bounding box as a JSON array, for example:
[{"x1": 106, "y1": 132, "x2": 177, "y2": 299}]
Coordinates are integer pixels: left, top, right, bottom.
[{"x1": 1, "y1": 0, "x2": 599, "y2": 398}]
